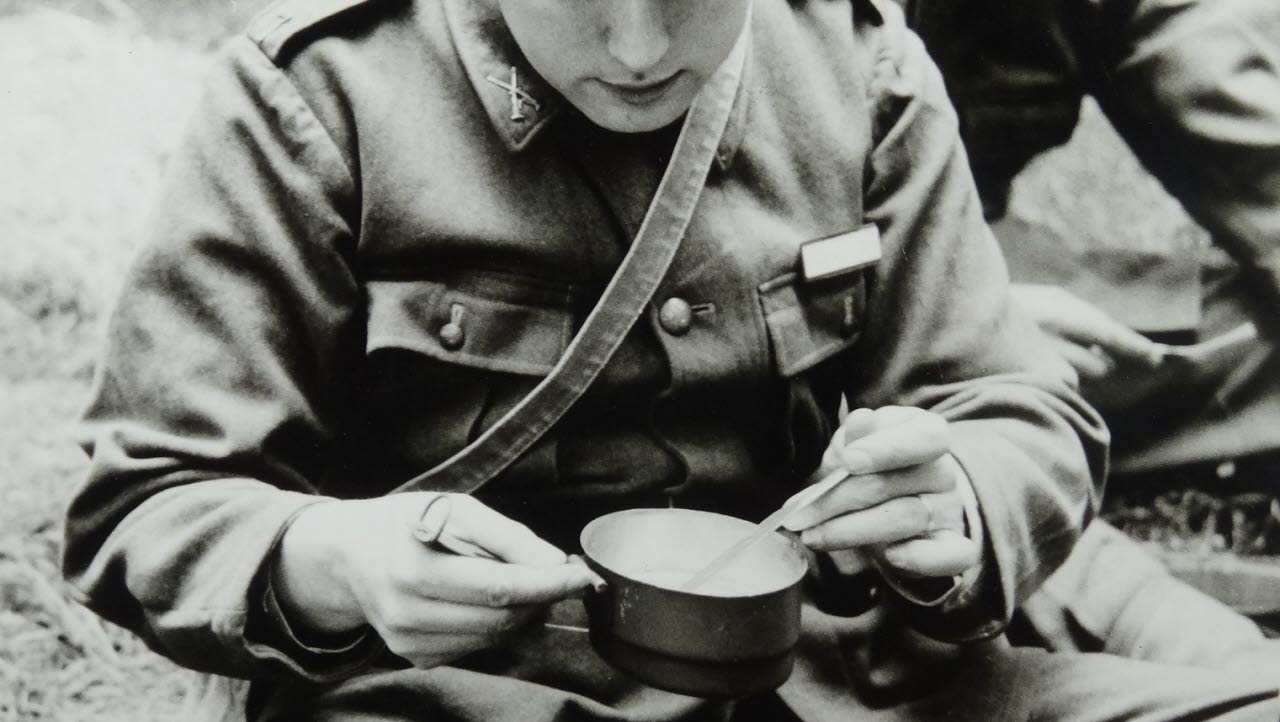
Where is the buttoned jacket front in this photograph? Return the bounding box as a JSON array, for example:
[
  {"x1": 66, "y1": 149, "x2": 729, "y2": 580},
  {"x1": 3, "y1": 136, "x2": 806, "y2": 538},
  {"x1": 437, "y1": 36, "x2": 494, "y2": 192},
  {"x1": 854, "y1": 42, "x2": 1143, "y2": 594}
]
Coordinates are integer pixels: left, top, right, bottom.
[{"x1": 64, "y1": 0, "x2": 1106, "y2": 719}]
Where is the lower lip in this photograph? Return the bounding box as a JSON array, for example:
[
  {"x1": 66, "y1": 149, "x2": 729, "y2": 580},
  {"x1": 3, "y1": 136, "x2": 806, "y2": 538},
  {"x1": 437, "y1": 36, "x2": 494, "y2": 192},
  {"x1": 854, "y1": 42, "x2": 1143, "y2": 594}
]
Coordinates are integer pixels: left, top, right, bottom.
[{"x1": 602, "y1": 73, "x2": 684, "y2": 106}]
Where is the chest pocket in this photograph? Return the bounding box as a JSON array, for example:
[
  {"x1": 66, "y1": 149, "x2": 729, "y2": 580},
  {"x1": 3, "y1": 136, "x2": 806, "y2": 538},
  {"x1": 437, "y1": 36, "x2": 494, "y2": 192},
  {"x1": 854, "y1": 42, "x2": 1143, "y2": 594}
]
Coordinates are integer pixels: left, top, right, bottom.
[
  {"x1": 758, "y1": 271, "x2": 868, "y2": 377},
  {"x1": 758, "y1": 270, "x2": 869, "y2": 478},
  {"x1": 367, "y1": 279, "x2": 574, "y2": 374},
  {"x1": 360, "y1": 277, "x2": 575, "y2": 483}
]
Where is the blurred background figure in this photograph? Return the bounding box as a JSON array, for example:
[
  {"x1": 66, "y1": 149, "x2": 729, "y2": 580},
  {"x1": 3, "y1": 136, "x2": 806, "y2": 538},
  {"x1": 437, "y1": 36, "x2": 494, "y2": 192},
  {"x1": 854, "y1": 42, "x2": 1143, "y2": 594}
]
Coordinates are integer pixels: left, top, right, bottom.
[{"x1": 895, "y1": 0, "x2": 1280, "y2": 660}]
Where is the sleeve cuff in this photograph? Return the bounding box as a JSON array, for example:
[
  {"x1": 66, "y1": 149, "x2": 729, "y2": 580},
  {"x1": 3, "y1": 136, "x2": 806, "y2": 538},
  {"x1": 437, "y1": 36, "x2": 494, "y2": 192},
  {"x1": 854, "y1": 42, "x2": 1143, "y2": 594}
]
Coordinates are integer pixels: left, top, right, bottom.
[
  {"x1": 240, "y1": 505, "x2": 383, "y2": 682},
  {"x1": 261, "y1": 573, "x2": 371, "y2": 656}
]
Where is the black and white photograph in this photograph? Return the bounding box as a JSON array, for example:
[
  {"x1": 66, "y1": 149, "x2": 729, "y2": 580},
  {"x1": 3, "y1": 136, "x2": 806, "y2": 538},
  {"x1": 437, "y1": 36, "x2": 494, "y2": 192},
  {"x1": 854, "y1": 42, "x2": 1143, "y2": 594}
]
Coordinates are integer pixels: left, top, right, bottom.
[{"x1": 2, "y1": 0, "x2": 1278, "y2": 719}]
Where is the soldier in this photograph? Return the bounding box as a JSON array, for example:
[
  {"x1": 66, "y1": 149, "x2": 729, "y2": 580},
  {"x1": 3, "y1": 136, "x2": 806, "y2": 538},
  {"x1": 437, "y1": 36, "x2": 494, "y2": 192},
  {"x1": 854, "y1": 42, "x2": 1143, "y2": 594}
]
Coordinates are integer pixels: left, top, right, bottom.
[
  {"x1": 897, "y1": 0, "x2": 1280, "y2": 668},
  {"x1": 63, "y1": 0, "x2": 1278, "y2": 719}
]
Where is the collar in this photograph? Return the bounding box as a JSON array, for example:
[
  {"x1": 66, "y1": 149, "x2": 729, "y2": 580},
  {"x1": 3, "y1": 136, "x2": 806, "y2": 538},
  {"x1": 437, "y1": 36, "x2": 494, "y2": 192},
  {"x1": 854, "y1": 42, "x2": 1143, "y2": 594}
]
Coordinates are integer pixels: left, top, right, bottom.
[
  {"x1": 715, "y1": 35, "x2": 751, "y2": 172},
  {"x1": 443, "y1": 0, "x2": 560, "y2": 152},
  {"x1": 444, "y1": 0, "x2": 750, "y2": 168}
]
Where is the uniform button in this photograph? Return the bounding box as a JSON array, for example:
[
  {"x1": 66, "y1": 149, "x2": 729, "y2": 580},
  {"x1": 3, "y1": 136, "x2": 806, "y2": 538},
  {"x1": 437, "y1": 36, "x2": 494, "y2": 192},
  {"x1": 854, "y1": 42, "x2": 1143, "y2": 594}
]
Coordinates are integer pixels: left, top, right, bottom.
[
  {"x1": 440, "y1": 303, "x2": 467, "y2": 350},
  {"x1": 659, "y1": 297, "x2": 693, "y2": 336},
  {"x1": 439, "y1": 322, "x2": 465, "y2": 350}
]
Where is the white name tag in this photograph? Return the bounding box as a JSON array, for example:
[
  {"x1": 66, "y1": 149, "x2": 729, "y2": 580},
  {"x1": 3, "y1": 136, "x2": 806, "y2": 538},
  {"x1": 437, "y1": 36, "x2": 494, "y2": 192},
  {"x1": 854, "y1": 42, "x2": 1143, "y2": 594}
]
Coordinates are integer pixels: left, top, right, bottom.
[{"x1": 799, "y1": 224, "x2": 881, "y2": 282}]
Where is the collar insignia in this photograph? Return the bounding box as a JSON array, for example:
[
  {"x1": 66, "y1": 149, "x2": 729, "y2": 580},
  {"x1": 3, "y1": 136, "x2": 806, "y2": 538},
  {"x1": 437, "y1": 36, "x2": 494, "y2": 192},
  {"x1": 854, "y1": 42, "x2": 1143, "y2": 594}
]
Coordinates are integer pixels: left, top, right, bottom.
[{"x1": 483, "y1": 67, "x2": 541, "y2": 122}]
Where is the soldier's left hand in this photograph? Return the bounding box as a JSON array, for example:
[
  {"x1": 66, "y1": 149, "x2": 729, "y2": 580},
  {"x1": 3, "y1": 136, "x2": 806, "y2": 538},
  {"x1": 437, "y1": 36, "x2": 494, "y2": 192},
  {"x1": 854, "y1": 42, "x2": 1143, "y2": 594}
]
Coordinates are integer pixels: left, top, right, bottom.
[{"x1": 783, "y1": 406, "x2": 979, "y2": 579}]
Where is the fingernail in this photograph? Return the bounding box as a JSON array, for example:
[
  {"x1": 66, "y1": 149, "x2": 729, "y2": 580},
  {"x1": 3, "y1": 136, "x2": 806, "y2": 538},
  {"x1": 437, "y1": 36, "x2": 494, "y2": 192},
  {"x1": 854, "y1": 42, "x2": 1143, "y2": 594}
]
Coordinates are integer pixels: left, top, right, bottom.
[
  {"x1": 783, "y1": 511, "x2": 812, "y2": 532},
  {"x1": 410, "y1": 525, "x2": 439, "y2": 545},
  {"x1": 413, "y1": 495, "x2": 451, "y2": 545},
  {"x1": 840, "y1": 448, "x2": 874, "y2": 475}
]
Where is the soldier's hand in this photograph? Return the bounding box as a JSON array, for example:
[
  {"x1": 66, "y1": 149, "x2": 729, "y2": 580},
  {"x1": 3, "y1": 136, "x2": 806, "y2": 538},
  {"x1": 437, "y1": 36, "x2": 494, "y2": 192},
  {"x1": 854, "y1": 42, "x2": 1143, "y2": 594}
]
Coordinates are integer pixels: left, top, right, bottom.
[
  {"x1": 272, "y1": 493, "x2": 598, "y2": 669},
  {"x1": 1011, "y1": 283, "x2": 1162, "y2": 378},
  {"x1": 784, "y1": 406, "x2": 979, "y2": 579}
]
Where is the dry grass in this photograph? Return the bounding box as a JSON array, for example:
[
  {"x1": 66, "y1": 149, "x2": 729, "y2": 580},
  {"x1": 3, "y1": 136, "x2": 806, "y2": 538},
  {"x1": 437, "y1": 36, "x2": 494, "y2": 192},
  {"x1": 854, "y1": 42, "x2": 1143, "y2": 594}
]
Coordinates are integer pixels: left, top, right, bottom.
[
  {"x1": 0, "y1": 6, "x2": 248, "y2": 719},
  {"x1": 0, "y1": 2, "x2": 1269, "y2": 720}
]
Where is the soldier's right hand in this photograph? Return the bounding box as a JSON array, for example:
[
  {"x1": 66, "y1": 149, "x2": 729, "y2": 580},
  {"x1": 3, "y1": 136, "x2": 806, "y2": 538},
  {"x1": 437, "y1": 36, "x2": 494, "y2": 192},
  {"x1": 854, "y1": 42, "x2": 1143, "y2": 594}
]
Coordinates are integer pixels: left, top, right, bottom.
[{"x1": 271, "y1": 492, "x2": 597, "y2": 669}]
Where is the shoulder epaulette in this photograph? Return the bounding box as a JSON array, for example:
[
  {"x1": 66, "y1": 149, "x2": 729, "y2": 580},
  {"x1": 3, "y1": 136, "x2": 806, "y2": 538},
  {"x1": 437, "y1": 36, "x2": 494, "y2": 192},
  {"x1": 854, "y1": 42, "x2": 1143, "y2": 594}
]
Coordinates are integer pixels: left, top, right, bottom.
[{"x1": 247, "y1": 0, "x2": 388, "y2": 62}]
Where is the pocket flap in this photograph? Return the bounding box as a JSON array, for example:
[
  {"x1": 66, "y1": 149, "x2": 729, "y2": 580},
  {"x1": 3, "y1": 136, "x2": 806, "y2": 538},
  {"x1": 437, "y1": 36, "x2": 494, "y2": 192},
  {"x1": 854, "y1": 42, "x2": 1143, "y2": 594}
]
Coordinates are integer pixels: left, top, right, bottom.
[
  {"x1": 759, "y1": 272, "x2": 866, "y2": 377},
  {"x1": 366, "y1": 280, "x2": 574, "y2": 376}
]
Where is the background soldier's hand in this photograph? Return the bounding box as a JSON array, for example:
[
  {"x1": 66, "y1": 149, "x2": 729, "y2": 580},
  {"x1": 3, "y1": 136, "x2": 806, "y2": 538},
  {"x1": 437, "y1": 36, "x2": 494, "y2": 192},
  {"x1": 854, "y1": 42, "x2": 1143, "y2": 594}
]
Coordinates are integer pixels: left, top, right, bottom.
[
  {"x1": 1011, "y1": 283, "x2": 1162, "y2": 378},
  {"x1": 272, "y1": 493, "x2": 597, "y2": 668},
  {"x1": 784, "y1": 406, "x2": 979, "y2": 580}
]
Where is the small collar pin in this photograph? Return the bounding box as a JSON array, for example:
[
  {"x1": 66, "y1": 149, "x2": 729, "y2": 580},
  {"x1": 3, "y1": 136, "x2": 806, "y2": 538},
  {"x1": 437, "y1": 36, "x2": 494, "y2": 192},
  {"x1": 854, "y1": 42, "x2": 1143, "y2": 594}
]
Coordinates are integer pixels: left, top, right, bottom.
[{"x1": 485, "y1": 67, "x2": 541, "y2": 122}]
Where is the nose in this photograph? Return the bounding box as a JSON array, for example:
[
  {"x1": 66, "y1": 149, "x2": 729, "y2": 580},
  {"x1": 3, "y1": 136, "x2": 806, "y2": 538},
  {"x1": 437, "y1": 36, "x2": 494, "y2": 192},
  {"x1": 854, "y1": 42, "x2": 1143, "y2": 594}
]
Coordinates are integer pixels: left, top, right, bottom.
[{"x1": 605, "y1": 0, "x2": 670, "y2": 74}]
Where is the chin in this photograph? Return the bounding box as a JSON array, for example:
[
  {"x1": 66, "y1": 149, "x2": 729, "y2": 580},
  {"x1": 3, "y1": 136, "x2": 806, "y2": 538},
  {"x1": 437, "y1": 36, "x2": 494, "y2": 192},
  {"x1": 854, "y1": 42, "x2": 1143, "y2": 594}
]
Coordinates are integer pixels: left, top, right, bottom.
[{"x1": 576, "y1": 94, "x2": 691, "y2": 134}]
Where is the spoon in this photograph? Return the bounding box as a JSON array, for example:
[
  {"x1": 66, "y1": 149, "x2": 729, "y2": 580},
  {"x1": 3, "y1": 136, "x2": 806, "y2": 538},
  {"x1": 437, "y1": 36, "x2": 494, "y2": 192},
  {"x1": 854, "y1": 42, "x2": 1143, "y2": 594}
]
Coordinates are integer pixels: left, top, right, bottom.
[{"x1": 680, "y1": 467, "x2": 849, "y2": 593}]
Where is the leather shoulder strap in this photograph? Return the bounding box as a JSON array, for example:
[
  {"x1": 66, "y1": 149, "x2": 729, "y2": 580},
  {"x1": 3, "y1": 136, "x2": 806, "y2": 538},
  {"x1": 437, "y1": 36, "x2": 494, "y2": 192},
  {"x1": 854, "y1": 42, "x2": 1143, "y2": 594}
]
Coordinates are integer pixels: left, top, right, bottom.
[{"x1": 393, "y1": 21, "x2": 751, "y2": 497}]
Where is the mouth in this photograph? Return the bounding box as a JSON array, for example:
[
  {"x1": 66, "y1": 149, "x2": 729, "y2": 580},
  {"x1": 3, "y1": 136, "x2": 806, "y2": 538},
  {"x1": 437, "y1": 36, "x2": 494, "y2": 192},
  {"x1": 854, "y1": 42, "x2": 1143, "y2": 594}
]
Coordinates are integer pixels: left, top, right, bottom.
[{"x1": 599, "y1": 72, "x2": 685, "y2": 106}]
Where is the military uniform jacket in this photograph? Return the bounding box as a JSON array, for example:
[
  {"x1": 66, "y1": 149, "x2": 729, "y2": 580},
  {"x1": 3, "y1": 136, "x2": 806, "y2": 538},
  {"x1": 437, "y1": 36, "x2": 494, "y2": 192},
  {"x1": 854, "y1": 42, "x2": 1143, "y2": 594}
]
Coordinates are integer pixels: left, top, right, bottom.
[{"x1": 63, "y1": 0, "x2": 1106, "y2": 719}]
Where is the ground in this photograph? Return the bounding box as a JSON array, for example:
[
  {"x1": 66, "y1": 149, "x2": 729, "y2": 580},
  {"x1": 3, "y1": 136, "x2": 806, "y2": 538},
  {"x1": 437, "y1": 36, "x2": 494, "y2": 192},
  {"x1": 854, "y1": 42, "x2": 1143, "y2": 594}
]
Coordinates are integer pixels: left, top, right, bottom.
[{"x1": 0, "y1": 3, "x2": 1275, "y2": 720}]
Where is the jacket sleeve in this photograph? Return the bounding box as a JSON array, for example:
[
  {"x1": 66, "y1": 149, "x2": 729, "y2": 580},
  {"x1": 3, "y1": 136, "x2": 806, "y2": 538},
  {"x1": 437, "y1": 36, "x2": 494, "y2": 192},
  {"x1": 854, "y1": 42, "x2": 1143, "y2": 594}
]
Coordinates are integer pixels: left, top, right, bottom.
[
  {"x1": 1087, "y1": 0, "x2": 1280, "y2": 326},
  {"x1": 61, "y1": 37, "x2": 378, "y2": 681},
  {"x1": 849, "y1": 9, "x2": 1110, "y2": 642}
]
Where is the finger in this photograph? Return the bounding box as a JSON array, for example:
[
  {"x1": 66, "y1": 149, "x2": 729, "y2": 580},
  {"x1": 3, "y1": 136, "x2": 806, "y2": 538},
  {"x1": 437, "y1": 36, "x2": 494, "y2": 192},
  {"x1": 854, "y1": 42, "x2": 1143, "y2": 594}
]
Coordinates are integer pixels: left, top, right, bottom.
[
  {"x1": 798, "y1": 491, "x2": 965, "y2": 549},
  {"x1": 826, "y1": 547, "x2": 874, "y2": 576},
  {"x1": 831, "y1": 408, "x2": 949, "y2": 475},
  {"x1": 878, "y1": 531, "x2": 979, "y2": 578},
  {"x1": 411, "y1": 494, "x2": 452, "y2": 544},
  {"x1": 785, "y1": 461, "x2": 957, "y2": 531},
  {"x1": 1023, "y1": 286, "x2": 1114, "y2": 342},
  {"x1": 567, "y1": 554, "x2": 608, "y2": 592},
  {"x1": 419, "y1": 555, "x2": 597, "y2": 607},
  {"x1": 442, "y1": 495, "x2": 568, "y2": 567},
  {"x1": 1032, "y1": 295, "x2": 1160, "y2": 367},
  {"x1": 1052, "y1": 339, "x2": 1112, "y2": 379},
  {"x1": 1091, "y1": 325, "x2": 1162, "y2": 367}
]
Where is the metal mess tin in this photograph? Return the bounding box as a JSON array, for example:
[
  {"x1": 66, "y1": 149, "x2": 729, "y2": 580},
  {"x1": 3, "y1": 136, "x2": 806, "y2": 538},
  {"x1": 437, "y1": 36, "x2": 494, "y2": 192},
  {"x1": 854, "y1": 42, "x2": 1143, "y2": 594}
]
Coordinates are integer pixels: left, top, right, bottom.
[{"x1": 580, "y1": 508, "x2": 807, "y2": 698}]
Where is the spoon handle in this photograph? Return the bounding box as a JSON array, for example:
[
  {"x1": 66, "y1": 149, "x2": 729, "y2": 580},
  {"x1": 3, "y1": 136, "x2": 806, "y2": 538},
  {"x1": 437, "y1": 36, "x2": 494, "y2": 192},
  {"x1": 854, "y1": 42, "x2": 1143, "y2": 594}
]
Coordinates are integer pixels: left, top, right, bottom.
[{"x1": 680, "y1": 468, "x2": 850, "y2": 592}]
